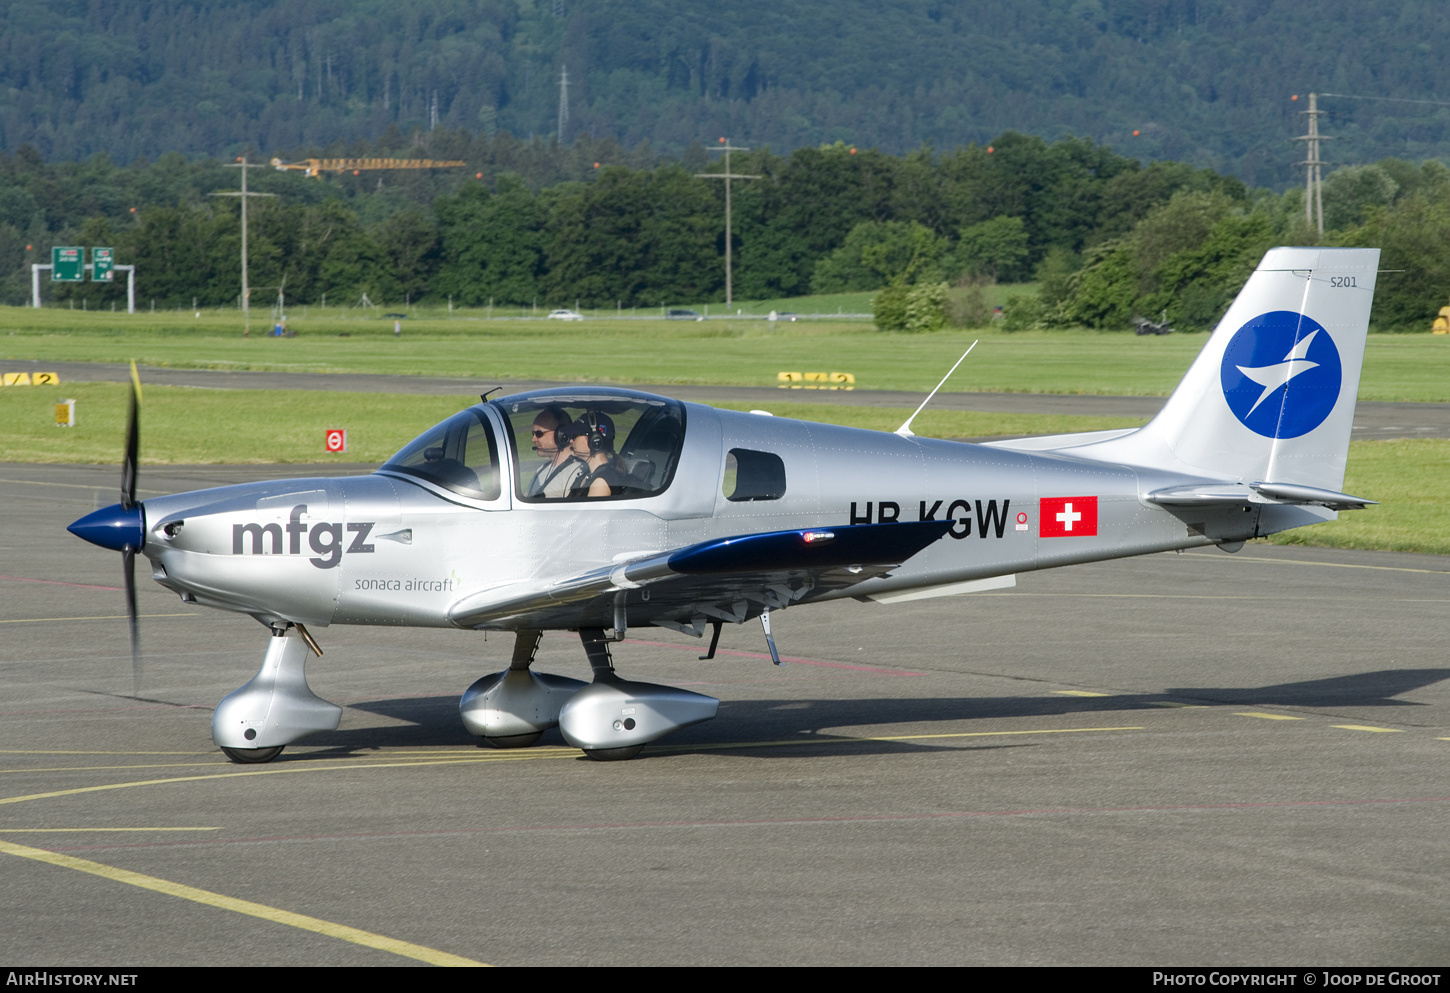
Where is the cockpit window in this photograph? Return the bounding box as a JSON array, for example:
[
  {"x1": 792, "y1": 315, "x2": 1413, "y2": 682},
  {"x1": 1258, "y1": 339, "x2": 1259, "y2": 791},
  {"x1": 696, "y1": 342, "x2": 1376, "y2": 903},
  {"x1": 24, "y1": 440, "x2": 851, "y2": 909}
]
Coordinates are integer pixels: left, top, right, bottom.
[
  {"x1": 499, "y1": 392, "x2": 687, "y2": 501},
  {"x1": 381, "y1": 408, "x2": 501, "y2": 500}
]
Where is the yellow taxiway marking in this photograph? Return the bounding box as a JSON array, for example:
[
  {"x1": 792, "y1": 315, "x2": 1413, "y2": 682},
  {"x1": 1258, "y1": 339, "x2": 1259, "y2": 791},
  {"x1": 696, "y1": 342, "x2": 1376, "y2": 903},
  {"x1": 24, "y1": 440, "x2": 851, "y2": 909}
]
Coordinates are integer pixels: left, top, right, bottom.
[
  {"x1": 1152, "y1": 701, "x2": 1208, "y2": 708},
  {"x1": 0, "y1": 827, "x2": 220, "y2": 832},
  {"x1": 0, "y1": 727, "x2": 1146, "y2": 808},
  {"x1": 0, "y1": 754, "x2": 581, "y2": 808},
  {"x1": 0, "y1": 613, "x2": 197, "y2": 625},
  {"x1": 1181, "y1": 551, "x2": 1450, "y2": 577},
  {"x1": 1332, "y1": 724, "x2": 1405, "y2": 733},
  {"x1": 1052, "y1": 690, "x2": 1111, "y2": 697},
  {"x1": 1236, "y1": 712, "x2": 1305, "y2": 721},
  {"x1": 0, "y1": 838, "x2": 487, "y2": 967},
  {"x1": 2, "y1": 762, "x2": 252, "y2": 774}
]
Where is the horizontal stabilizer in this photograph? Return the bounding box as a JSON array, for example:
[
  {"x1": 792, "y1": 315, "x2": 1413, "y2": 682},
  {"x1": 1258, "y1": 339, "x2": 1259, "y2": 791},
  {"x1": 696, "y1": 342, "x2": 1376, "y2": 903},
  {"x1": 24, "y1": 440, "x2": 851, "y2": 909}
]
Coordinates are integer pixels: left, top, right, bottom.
[
  {"x1": 1250, "y1": 481, "x2": 1377, "y2": 509},
  {"x1": 1146, "y1": 481, "x2": 1376, "y2": 510}
]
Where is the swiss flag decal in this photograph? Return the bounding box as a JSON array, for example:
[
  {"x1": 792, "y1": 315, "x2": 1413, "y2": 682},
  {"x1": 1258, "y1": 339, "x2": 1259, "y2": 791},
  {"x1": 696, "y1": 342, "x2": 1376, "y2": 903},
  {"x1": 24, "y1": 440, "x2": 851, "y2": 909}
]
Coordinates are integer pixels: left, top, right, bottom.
[{"x1": 1039, "y1": 496, "x2": 1098, "y2": 537}]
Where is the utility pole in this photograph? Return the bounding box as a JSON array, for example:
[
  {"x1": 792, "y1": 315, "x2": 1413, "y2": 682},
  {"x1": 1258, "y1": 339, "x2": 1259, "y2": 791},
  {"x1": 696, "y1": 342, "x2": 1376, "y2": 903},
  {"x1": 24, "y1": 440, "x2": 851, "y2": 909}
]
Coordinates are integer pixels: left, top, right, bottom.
[
  {"x1": 695, "y1": 139, "x2": 760, "y2": 308},
  {"x1": 1294, "y1": 92, "x2": 1331, "y2": 235},
  {"x1": 557, "y1": 65, "x2": 569, "y2": 143},
  {"x1": 212, "y1": 157, "x2": 276, "y2": 337}
]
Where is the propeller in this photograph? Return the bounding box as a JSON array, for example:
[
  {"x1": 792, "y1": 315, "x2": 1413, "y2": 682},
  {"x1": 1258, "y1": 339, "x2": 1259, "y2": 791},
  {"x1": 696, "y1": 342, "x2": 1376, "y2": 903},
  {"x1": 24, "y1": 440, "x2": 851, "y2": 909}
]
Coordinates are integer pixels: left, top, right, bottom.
[
  {"x1": 121, "y1": 360, "x2": 142, "y2": 693},
  {"x1": 66, "y1": 361, "x2": 145, "y2": 694}
]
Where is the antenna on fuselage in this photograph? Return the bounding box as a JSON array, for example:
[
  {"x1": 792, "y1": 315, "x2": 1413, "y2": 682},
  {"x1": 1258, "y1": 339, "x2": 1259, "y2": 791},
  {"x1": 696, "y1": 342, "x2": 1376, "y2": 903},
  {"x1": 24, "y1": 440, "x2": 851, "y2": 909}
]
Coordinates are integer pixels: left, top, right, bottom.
[{"x1": 894, "y1": 341, "x2": 978, "y2": 437}]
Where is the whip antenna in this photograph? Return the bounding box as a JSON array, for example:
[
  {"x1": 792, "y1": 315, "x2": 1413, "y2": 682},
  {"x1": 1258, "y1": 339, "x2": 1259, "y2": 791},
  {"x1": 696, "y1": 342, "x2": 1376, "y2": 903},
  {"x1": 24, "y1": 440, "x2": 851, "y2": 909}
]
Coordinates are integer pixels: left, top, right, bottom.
[{"x1": 895, "y1": 341, "x2": 977, "y2": 437}]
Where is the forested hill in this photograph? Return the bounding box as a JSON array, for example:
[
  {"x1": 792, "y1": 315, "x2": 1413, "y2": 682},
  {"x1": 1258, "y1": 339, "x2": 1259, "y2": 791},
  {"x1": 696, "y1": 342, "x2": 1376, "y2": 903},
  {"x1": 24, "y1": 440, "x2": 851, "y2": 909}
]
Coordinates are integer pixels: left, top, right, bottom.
[{"x1": 5, "y1": 0, "x2": 1450, "y2": 186}]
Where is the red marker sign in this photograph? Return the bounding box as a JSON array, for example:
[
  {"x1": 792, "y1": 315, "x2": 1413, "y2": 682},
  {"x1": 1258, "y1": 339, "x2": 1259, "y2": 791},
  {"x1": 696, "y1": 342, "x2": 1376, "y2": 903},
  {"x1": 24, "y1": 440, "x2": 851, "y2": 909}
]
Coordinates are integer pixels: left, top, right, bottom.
[
  {"x1": 325, "y1": 429, "x2": 347, "y2": 453},
  {"x1": 1039, "y1": 496, "x2": 1097, "y2": 537}
]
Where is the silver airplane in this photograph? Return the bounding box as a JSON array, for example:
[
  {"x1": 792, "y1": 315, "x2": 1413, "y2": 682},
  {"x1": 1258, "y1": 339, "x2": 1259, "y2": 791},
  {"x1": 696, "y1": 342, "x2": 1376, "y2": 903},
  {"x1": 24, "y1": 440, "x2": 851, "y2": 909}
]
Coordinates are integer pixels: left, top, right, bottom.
[{"x1": 68, "y1": 247, "x2": 1380, "y2": 762}]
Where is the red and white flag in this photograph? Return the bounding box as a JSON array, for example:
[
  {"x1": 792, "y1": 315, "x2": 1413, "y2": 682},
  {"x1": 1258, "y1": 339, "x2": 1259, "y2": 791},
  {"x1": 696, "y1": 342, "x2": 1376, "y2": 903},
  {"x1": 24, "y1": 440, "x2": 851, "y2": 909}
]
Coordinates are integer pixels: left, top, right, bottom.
[{"x1": 1039, "y1": 496, "x2": 1098, "y2": 537}]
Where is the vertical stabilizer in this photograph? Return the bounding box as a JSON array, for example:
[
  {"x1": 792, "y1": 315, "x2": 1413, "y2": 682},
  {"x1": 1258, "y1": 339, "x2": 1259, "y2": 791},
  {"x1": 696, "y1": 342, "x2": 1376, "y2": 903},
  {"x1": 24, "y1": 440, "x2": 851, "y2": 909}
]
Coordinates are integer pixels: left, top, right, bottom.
[{"x1": 1064, "y1": 247, "x2": 1379, "y2": 491}]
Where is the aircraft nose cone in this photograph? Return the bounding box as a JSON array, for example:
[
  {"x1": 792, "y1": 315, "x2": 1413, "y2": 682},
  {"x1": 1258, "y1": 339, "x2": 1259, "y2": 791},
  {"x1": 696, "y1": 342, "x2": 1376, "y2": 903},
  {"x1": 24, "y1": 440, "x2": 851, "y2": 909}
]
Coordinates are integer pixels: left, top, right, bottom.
[{"x1": 68, "y1": 503, "x2": 144, "y2": 552}]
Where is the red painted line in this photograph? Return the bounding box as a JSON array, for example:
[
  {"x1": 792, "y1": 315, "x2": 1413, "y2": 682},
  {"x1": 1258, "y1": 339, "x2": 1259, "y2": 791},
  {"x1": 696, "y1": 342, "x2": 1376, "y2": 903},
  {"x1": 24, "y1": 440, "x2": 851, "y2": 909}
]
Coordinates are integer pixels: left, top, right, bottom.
[
  {"x1": 36, "y1": 795, "x2": 1450, "y2": 854},
  {"x1": 625, "y1": 638, "x2": 923, "y2": 676},
  {"x1": 0, "y1": 703, "x2": 211, "y2": 716},
  {"x1": 0, "y1": 575, "x2": 123, "y2": 591}
]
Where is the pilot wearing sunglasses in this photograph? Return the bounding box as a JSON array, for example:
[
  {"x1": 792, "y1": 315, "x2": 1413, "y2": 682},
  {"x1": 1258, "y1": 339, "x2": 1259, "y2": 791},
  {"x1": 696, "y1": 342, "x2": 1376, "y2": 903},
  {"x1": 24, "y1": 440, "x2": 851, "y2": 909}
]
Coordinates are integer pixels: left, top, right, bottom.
[{"x1": 525, "y1": 406, "x2": 584, "y2": 498}]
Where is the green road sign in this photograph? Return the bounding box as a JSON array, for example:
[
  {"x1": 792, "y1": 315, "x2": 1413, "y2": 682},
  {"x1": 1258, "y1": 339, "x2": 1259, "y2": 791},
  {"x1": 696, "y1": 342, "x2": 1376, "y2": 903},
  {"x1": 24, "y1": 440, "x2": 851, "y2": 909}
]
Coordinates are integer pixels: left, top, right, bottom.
[
  {"x1": 52, "y1": 247, "x2": 83, "y2": 282},
  {"x1": 92, "y1": 247, "x2": 114, "y2": 281}
]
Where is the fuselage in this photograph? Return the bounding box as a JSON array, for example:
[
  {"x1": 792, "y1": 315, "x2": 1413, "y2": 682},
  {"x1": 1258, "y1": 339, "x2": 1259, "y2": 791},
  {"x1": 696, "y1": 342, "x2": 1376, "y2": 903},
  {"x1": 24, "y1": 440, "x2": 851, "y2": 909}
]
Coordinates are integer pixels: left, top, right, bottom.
[{"x1": 130, "y1": 389, "x2": 1317, "y2": 634}]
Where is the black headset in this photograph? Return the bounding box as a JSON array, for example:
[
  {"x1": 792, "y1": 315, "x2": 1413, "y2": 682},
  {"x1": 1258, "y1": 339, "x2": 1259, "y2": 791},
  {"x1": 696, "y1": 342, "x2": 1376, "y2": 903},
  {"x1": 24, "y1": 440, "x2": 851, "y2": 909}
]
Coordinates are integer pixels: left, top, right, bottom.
[
  {"x1": 582, "y1": 410, "x2": 612, "y2": 455},
  {"x1": 536, "y1": 406, "x2": 571, "y2": 451}
]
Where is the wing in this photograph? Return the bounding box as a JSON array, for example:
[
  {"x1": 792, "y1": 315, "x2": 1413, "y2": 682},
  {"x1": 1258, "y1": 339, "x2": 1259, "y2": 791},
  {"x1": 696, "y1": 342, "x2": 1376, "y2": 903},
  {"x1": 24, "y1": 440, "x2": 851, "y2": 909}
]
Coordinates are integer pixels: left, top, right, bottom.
[{"x1": 447, "y1": 521, "x2": 954, "y2": 632}]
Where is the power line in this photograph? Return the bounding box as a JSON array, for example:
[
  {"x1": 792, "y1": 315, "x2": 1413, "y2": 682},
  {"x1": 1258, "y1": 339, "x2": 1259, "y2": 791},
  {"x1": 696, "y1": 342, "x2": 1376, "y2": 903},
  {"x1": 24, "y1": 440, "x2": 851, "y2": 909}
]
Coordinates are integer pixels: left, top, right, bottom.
[{"x1": 1319, "y1": 92, "x2": 1450, "y2": 109}]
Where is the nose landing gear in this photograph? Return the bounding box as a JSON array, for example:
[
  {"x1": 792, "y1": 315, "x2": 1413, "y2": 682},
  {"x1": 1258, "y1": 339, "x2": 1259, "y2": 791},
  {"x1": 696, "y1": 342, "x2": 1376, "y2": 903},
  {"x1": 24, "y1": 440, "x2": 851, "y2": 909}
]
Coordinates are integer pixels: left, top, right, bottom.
[{"x1": 212, "y1": 625, "x2": 341, "y2": 764}]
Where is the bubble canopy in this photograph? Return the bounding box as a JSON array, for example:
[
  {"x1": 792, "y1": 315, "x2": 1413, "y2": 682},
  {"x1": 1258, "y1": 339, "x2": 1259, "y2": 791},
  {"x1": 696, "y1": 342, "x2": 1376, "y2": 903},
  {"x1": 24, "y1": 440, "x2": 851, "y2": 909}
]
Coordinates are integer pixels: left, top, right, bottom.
[{"x1": 381, "y1": 408, "x2": 501, "y2": 500}]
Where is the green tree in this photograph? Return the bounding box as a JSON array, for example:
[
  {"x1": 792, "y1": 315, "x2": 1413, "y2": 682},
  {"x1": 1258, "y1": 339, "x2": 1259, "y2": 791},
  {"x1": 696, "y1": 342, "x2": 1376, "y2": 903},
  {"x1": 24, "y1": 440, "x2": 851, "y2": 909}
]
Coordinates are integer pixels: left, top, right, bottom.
[
  {"x1": 954, "y1": 215, "x2": 1029, "y2": 282},
  {"x1": 812, "y1": 220, "x2": 948, "y2": 292},
  {"x1": 435, "y1": 175, "x2": 547, "y2": 306}
]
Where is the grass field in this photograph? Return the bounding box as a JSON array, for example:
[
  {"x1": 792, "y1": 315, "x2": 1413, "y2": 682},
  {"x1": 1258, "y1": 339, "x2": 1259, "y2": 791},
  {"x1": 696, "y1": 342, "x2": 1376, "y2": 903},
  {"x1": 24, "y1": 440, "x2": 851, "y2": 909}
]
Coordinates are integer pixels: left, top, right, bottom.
[
  {"x1": 3, "y1": 381, "x2": 1444, "y2": 555},
  {"x1": 0, "y1": 383, "x2": 1147, "y2": 465},
  {"x1": 5, "y1": 307, "x2": 1450, "y2": 401}
]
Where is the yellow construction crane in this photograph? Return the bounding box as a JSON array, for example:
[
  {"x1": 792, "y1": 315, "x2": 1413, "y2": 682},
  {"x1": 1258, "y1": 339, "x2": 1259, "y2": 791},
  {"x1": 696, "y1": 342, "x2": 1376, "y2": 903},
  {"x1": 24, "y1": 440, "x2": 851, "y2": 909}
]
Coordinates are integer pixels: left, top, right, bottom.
[{"x1": 269, "y1": 157, "x2": 466, "y2": 178}]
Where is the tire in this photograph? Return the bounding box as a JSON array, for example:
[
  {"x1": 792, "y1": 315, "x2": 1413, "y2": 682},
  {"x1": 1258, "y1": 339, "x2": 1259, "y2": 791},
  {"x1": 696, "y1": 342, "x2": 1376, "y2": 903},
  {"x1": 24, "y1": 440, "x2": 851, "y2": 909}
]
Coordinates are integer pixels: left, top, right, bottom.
[
  {"x1": 581, "y1": 745, "x2": 644, "y2": 761},
  {"x1": 220, "y1": 745, "x2": 284, "y2": 764},
  {"x1": 481, "y1": 732, "x2": 544, "y2": 749}
]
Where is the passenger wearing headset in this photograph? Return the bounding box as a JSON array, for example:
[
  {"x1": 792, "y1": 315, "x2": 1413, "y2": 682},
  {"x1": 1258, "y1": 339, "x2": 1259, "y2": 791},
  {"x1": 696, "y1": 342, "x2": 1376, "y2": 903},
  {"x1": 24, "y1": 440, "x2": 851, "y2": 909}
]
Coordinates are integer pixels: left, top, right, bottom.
[
  {"x1": 525, "y1": 406, "x2": 585, "y2": 498},
  {"x1": 566, "y1": 411, "x2": 627, "y2": 498}
]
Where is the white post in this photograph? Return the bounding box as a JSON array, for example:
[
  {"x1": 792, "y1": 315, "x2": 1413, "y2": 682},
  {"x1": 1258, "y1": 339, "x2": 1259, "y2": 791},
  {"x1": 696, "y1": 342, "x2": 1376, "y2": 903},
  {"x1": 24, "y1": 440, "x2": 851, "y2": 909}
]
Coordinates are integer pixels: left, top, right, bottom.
[
  {"x1": 114, "y1": 266, "x2": 136, "y2": 314},
  {"x1": 31, "y1": 264, "x2": 43, "y2": 308}
]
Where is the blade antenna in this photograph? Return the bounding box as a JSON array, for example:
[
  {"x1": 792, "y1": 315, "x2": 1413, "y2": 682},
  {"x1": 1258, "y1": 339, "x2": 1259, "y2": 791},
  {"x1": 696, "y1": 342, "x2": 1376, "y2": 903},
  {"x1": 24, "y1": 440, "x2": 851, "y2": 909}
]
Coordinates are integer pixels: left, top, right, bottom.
[{"x1": 895, "y1": 341, "x2": 977, "y2": 437}]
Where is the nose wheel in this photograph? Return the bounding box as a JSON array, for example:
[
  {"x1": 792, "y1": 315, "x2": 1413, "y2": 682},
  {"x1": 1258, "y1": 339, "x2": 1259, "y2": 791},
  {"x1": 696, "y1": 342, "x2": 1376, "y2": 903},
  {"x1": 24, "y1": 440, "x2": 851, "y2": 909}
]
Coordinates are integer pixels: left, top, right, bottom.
[{"x1": 220, "y1": 745, "x2": 285, "y2": 764}]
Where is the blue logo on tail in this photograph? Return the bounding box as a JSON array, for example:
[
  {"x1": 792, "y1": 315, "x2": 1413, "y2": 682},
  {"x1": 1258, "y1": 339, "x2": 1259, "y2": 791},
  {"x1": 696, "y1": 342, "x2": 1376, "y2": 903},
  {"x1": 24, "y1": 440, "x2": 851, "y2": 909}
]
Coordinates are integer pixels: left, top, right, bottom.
[{"x1": 1220, "y1": 311, "x2": 1341, "y2": 439}]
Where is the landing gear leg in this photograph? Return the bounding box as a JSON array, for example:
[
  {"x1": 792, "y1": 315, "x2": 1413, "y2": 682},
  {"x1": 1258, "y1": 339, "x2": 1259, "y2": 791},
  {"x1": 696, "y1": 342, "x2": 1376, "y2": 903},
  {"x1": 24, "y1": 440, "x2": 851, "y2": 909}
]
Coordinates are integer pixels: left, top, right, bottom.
[
  {"x1": 576, "y1": 628, "x2": 641, "y2": 761},
  {"x1": 459, "y1": 630, "x2": 586, "y2": 747}
]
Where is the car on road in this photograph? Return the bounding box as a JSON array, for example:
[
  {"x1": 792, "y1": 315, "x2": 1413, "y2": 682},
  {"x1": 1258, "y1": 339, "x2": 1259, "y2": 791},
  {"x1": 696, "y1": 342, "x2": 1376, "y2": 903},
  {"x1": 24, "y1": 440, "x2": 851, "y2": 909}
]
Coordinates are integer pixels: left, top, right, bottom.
[
  {"x1": 547, "y1": 309, "x2": 584, "y2": 321},
  {"x1": 666, "y1": 308, "x2": 704, "y2": 321}
]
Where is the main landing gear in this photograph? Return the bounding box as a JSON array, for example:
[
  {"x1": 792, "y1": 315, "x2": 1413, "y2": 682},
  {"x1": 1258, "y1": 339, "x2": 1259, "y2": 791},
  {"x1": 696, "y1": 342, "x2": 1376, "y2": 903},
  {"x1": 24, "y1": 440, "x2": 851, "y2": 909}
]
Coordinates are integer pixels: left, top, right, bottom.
[
  {"x1": 459, "y1": 628, "x2": 720, "y2": 761},
  {"x1": 212, "y1": 624, "x2": 341, "y2": 764}
]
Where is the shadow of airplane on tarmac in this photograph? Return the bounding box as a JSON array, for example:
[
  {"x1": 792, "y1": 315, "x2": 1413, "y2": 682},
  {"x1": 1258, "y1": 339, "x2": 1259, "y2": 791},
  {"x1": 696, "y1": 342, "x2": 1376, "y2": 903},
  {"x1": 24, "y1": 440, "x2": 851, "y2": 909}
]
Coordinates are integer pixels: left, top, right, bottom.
[{"x1": 282, "y1": 667, "x2": 1450, "y2": 761}]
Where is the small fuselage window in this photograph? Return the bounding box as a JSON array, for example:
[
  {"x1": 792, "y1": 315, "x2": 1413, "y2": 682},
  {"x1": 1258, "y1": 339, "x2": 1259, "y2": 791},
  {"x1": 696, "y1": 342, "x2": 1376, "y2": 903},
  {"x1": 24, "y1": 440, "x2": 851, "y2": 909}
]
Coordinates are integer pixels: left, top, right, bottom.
[{"x1": 723, "y1": 449, "x2": 786, "y2": 502}]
